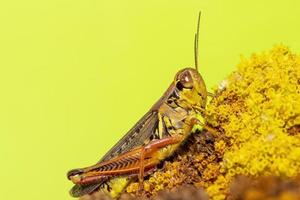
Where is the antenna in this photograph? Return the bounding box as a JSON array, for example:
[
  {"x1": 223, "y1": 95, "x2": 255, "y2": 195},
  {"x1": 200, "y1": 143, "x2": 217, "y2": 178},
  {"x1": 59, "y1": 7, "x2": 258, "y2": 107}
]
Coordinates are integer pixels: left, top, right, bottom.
[{"x1": 194, "y1": 11, "x2": 201, "y2": 71}]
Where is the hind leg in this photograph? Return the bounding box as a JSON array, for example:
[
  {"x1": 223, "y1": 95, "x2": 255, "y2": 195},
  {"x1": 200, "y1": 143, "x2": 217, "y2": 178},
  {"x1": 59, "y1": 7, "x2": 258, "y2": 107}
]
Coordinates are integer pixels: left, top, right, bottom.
[{"x1": 137, "y1": 136, "x2": 183, "y2": 191}]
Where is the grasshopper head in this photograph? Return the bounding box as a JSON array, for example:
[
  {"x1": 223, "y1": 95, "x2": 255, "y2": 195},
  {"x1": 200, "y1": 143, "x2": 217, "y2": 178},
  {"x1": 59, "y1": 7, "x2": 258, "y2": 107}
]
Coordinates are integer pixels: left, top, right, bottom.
[{"x1": 174, "y1": 67, "x2": 207, "y2": 110}]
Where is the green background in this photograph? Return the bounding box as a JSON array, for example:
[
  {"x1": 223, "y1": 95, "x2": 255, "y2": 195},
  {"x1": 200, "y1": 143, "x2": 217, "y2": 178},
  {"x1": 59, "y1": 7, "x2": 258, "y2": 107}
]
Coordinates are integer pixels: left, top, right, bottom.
[{"x1": 0, "y1": 0, "x2": 299, "y2": 199}]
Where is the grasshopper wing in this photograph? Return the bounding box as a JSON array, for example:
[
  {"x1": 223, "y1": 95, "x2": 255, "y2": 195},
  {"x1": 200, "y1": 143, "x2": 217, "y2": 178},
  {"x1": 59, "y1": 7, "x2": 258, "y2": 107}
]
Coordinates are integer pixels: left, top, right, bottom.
[
  {"x1": 100, "y1": 110, "x2": 160, "y2": 162},
  {"x1": 70, "y1": 181, "x2": 105, "y2": 197}
]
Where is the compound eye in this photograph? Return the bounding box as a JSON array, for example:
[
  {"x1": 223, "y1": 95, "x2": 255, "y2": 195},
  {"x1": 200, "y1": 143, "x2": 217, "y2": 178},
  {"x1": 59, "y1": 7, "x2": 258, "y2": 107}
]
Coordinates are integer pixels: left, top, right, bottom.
[{"x1": 176, "y1": 71, "x2": 193, "y2": 90}]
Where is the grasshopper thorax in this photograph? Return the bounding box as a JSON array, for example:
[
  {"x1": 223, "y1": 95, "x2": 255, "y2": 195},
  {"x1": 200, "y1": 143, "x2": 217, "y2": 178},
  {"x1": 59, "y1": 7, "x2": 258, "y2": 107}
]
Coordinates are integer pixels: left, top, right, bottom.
[{"x1": 173, "y1": 67, "x2": 207, "y2": 110}]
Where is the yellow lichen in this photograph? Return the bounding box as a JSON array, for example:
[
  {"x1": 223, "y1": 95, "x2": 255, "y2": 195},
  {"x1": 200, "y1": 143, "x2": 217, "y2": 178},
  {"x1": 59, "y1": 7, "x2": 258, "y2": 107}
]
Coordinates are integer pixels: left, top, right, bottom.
[
  {"x1": 95, "y1": 45, "x2": 300, "y2": 200},
  {"x1": 206, "y1": 45, "x2": 300, "y2": 199}
]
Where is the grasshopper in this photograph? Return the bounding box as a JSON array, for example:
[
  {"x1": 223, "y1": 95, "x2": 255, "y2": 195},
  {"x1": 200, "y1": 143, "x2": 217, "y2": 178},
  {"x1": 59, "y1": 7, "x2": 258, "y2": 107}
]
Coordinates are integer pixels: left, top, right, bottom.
[{"x1": 67, "y1": 12, "x2": 212, "y2": 198}]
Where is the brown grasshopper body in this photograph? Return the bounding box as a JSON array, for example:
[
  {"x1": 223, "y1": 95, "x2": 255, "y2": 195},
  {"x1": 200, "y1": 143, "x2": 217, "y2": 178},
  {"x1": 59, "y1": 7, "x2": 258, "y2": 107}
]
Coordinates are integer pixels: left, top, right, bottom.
[{"x1": 67, "y1": 12, "x2": 209, "y2": 198}]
